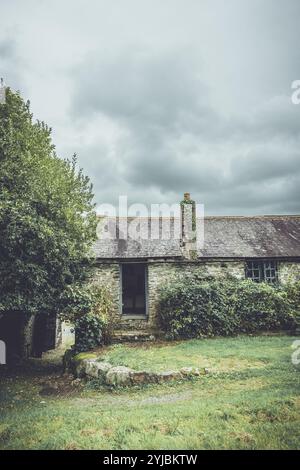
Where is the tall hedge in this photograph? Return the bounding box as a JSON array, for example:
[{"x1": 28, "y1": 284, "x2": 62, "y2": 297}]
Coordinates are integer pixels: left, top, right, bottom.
[
  {"x1": 59, "y1": 284, "x2": 114, "y2": 352},
  {"x1": 284, "y1": 281, "x2": 300, "y2": 321},
  {"x1": 158, "y1": 277, "x2": 296, "y2": 340}
]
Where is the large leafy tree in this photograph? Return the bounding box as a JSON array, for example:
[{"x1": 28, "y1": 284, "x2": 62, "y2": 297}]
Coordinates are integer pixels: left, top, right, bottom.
[{"x1": 0, "y1": 88, "x2": 97, "y2": 317}]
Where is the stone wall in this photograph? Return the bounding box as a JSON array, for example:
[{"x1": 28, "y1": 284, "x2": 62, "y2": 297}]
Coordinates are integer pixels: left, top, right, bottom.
[
  {"x1": 23, "y1": 314, "x2": 35, "y2": 357},
  {"x1": 93, "y1": 261, "x2": 152, "y2": 332},
  {"x1": 93, "y1": 262, "x2": 120, "y2": 319},
  {"x1": 147, "y1": 260, "x2": 245, "y2": 330},
  {"x1": 94, "y1": 259, "x2": 245, "y2": 333},
  {"x1": 94, "y1": 259, "x2": 300, "y2": 334},
  {"x1": 71, "y1": 353, "x2": 208, "y2": 386}
]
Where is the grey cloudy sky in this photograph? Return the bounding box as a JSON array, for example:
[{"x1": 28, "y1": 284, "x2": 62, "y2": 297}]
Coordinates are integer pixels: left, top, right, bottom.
[{"x1": 1, "y1": 0, "x2": 300, "y2": 214}]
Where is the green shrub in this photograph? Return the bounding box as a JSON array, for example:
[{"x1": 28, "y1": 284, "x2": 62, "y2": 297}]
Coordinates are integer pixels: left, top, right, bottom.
[
  {"x1": 74, "y1": 312, "x2": 108, "y2": 353},
  {"x1": 234, "y1": 281, "x2": 295, "y2": 333},
  {"x1": 284, "y1": 281, "x2": 300, "y2": 322},
  {"x1": 60, "y1": 283, "x2": 114, "y2": 352},
  {"x1": 158, "y1": 277, "x2": 296, "y2": 340},
  {"x1": 159, "y1": 278, "x2": 237, "y2": 339}
]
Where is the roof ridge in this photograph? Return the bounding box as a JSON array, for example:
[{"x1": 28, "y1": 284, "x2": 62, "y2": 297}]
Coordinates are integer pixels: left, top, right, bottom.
[{"x1": 97, "y1": 214, "x2": 300, "y2": 219}]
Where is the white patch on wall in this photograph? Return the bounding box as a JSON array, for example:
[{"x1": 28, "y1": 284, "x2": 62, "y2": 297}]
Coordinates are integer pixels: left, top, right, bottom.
[
  {"x1": 0, "y1": 340, "x2": 6, "y2": 364},
  {"x1": 291, "y1": 340, "x2": 300, "y2": 366},
  {"x1": 61, "y1": 322, "x2": 75, "y2": 348}
]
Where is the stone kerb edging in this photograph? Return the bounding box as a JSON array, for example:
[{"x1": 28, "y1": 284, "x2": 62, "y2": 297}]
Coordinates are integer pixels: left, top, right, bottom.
[{"x1": 73, "y1": 355, "x2": 209, "y2": 387}]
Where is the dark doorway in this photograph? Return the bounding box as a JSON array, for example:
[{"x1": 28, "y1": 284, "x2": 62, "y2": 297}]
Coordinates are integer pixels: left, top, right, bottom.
[
  {"x1": 32, "y1": 312, "x2": 57, "y2": 357},
  {"x1": 31, "y1": 314, "x2": 47, "y2": 357},
  {"x1": 0, "y1": 312, "x2": 24, "y2": 363},
  {"x1": 121, "y1": 263, "x2": 147, "y2": 315}
]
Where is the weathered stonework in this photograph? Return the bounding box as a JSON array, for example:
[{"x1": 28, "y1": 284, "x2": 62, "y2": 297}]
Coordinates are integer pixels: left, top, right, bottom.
[
  {"x1": 92, "y1": 261, "x2": 120, "y2": 319},
  {"x1": 94, "y1": 259, "x2": 246, "y2": 334},
  {"x1": 147, "y1": 260, "x2": 245, "y2": 330},
  {"x1": 69, "y1": 352, "x2": 209, "y2": 387},
  {"x1": 22, "y1": 315, "x2": 35, "y2": 357},
  {"x1": 93, "y1": 258, "x2": 300, "y2": 336},
  {"x1": 91, "y1": 201, "x2": 300, "y2": 339}
]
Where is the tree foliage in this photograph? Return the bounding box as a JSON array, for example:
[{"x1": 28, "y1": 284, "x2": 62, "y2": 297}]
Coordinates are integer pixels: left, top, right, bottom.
[
  {"x1": 0, "y1": 88, "x2": 97, "y2": 317},
  {"x1": 59, "y1": 283, "x2": 114, "y2": 352}
]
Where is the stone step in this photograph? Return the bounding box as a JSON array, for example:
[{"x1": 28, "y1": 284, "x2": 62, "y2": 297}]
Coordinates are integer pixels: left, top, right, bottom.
[
  {"x1": 112, "y1": 330, "x2": 157, "y2": 343},
  {"x1": 117, "y1": 320, "x2": 150, "y2": 332}
]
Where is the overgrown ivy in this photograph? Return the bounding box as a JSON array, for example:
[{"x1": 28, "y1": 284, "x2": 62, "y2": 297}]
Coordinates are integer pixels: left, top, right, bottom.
[
  {"x1": 180, "y1": 198, "x2": 197, "y2": 233},
  {"x1": 59, "y1": 283, "x2": 114, "y2": 352},
  {"x1": 158, "y1": 276, "x2": 297, "y2": 340}
]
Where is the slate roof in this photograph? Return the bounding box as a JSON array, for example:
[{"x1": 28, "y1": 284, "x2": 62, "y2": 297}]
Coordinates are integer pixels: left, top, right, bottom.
[{"x1": 93, "y1": 215, "x2": 300, "y2": 259}]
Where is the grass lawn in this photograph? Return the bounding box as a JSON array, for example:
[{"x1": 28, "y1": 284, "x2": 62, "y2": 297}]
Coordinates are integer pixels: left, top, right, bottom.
[{"x1": 0, "y1": 335, "x2": 299, "y2": 450}]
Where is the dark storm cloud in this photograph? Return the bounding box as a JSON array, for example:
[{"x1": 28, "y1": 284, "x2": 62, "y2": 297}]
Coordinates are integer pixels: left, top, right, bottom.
[
  {"x1": 70, "y1": 48, "x2": 225, "y2": 195},
  {"x1": 1, "y1": 0, "x2": 300, "y2": 214},
  {"x1": 232, "y1": 148, "x2": 300, "y2": 183},
  {"x1": 71, "y1": 42, "x2": 300, "y2": 214},
  {"x1": 72, "y1": 48, "x2": 212, "y2": 126}
]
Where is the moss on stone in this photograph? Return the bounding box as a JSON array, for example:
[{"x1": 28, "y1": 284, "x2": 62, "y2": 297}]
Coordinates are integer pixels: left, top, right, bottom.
[{"x1": 73, "y1": 352, "x2": 98, "y2": 363}]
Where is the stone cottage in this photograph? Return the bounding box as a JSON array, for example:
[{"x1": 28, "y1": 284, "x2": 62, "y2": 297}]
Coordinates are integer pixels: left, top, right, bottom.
[
  {"x1": 93, "y1": 193, "x2": 300, "y2": 340},
  {"x1": 2, "y1": 194, "x2": 300, "y2": 360}
]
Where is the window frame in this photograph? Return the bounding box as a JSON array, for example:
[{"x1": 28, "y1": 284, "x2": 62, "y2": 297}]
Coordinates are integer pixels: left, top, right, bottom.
[{"x1": 245, "y1": 259, "x2": 278, "y2": 284}]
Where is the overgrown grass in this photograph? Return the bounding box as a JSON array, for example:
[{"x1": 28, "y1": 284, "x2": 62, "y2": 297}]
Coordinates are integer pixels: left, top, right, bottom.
[
  {"x1": 98, "y1": 334, "x2": 293, "y2": 372},
  {"x1": 0, "y1": 336, "x2": 299, "y2": 450}
]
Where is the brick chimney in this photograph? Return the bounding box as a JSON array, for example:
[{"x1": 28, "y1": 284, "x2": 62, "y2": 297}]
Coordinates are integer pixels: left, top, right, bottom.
[{"x1": 180, "y1": 193, "x2": 197, "y2": 259}]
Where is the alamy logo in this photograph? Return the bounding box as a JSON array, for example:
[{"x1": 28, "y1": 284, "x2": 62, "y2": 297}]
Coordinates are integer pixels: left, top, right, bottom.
[
  {"x1": 291, "y1": 80, "x2": 300, "y2": 105},
  {"x1": 0, "y1": 340, "x2": 6, "y2": 365},
  {"x1": 96, "y1": 195, "x2": 205, "y2": 249}
]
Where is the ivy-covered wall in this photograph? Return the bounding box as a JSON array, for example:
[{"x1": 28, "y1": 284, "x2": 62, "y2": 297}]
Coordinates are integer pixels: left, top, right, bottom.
[
  {"x1": 94, "y1": 259, "x2": 245, "y2": 333},
  {"x1": 93, "y1": 259, "x2": 300, "y2": 334},
  {"x1": 93, "y1": 262, "x2": 120, "y2": 320},
  {"x1": 93, "y1": 262, "x2": 151, "y2": 333},
  {"x1": 147, "y1": 260, "x2": 245, "y2": 330},
  {"x1": 278, "y1": 261, "x2": 300, "y2": 284}
]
